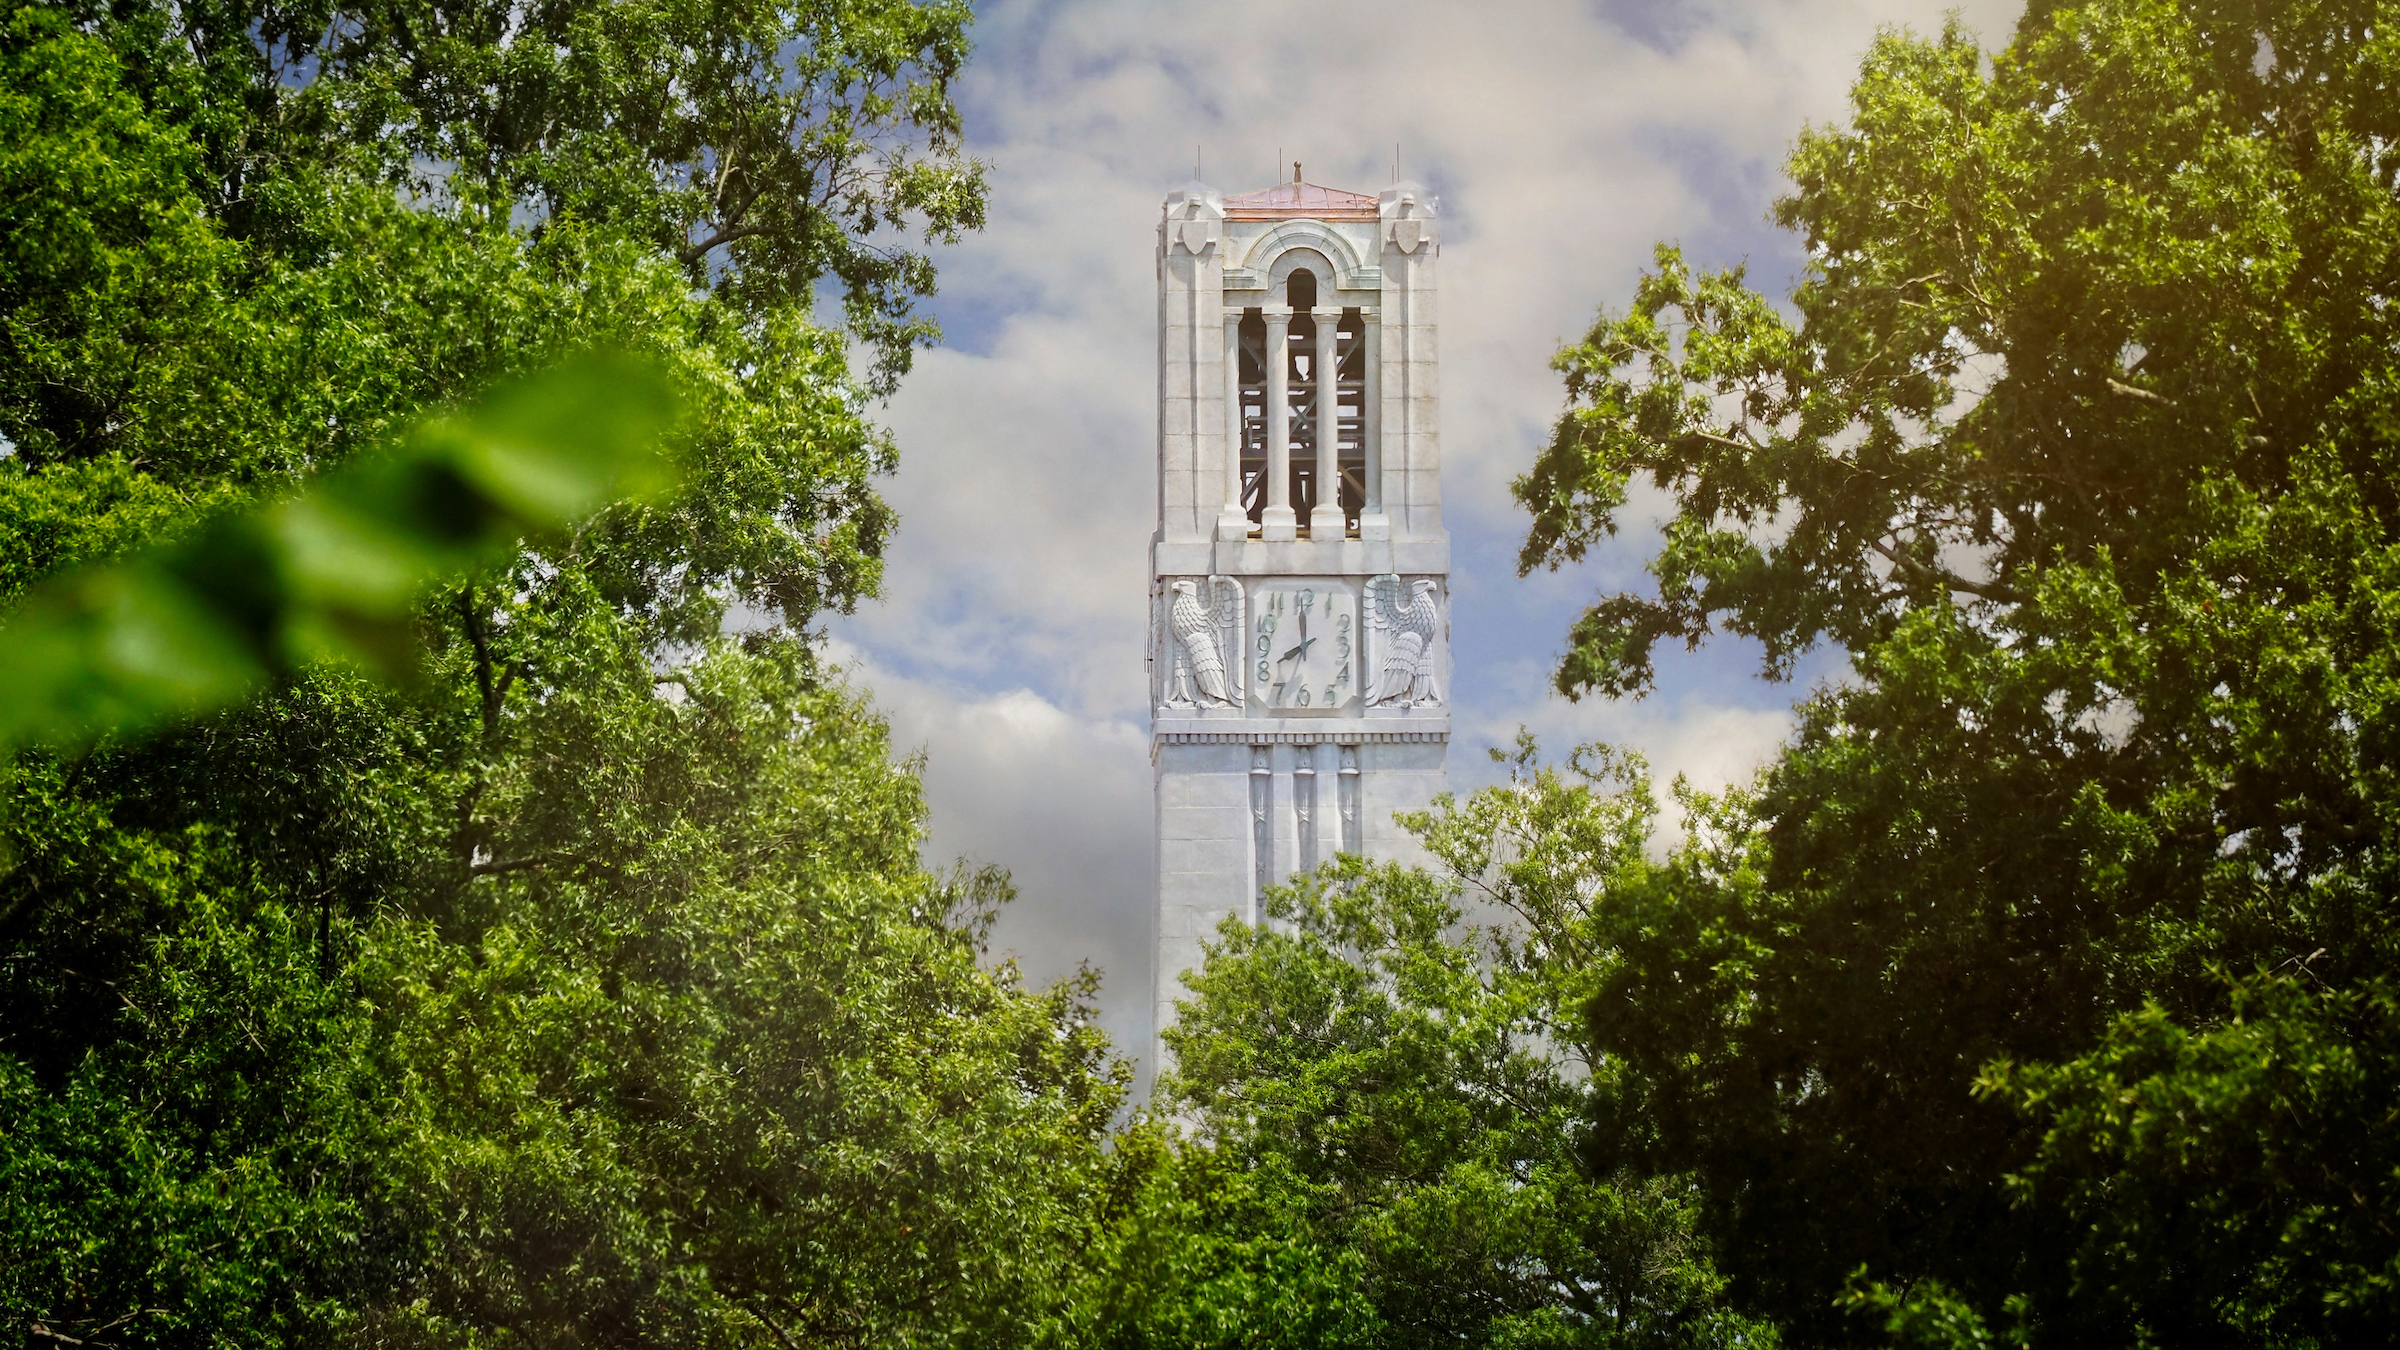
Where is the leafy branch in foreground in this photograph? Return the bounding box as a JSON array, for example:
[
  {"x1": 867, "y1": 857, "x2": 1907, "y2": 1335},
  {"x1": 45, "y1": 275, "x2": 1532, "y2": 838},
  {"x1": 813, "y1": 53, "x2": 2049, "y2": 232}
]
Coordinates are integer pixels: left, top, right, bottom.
[{"x1": 0, "y1": 352, "x2": 680, "y2": 752}]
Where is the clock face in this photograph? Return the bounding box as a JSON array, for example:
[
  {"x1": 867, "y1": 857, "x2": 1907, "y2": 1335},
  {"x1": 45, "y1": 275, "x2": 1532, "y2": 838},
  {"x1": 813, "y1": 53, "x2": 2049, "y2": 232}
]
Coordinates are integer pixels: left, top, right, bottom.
[{"x1": 1248, "y1": 582, "x2": 1358, "y2": 714}]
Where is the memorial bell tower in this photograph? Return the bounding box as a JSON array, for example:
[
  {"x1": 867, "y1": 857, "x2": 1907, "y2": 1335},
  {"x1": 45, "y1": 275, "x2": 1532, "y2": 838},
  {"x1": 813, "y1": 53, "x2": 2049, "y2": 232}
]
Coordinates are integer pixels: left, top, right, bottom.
[{"x1": 1148, "y1": 165, "x2": 1450, "y2": 1063}]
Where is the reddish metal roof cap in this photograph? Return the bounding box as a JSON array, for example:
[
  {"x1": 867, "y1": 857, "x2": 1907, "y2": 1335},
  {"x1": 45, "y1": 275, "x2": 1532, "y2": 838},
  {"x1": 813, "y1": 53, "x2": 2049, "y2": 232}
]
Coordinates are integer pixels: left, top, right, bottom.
[{"x1": 1223, "y1": 178, "x2": 1378, "y2": 221}]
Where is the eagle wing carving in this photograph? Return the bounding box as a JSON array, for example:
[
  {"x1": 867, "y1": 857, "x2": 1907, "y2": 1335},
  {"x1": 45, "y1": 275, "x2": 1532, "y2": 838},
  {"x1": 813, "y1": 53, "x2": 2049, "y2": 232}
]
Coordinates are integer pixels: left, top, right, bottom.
[
  {"x1": 1168, "y1": 579, "x2": 1234, "y2": 706},
  {"x1": 1366, "y1": 574, "x2": 1443, "y2": 707}
]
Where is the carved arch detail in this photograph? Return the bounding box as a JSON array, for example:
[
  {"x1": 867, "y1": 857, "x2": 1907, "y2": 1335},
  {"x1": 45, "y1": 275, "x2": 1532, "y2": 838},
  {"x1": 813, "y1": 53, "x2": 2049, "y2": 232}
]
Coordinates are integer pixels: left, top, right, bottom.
[
  {"x1": 1229, "y1": 219, "x2": 1374, "y2": 291},
  {"x1": 1266, "y1": 246, "x2": 1337, "y2": 297}
]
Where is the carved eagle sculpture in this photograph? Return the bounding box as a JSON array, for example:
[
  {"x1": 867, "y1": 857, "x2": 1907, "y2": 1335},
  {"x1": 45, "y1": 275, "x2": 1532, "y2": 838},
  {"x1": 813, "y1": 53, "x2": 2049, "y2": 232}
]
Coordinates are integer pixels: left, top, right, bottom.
[
  {"x1": 1366, "y1": 575, "x2": 1443, "y2": 707},
  {"x1": 1167, "y1": 578, "x2": 1238, "y2": 707}
]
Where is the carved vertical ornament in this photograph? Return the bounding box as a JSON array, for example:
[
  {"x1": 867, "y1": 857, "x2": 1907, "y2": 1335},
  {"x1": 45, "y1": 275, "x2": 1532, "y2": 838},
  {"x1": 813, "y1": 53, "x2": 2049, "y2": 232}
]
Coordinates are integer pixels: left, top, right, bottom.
[
  {"x1": 1294, "y1": 743, "x2": 1317, "y2": 871},
  {"x1": 1338, "y1": 744, "x2": 1361, "y2": 855},
  {"x1": 1249, "y1": 744, "x2": 1273, "y2": 915}
]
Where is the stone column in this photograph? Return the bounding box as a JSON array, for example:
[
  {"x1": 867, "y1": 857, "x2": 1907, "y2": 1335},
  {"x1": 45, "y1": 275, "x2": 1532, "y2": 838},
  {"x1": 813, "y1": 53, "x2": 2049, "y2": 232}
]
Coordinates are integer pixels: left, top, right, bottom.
[
  {"x1": 1360, "y1": 308, "x2": 1387, "y2": 537},
  {"x1": 1310, "y1": 306, "x2": 1346, "y2": 538},
  {"x1": 1219, "y1": 310, "x2": 1248, "y2": 539},
  {"x1": 1260, "y1": 306, "x2": 1297, "y2": 541}
]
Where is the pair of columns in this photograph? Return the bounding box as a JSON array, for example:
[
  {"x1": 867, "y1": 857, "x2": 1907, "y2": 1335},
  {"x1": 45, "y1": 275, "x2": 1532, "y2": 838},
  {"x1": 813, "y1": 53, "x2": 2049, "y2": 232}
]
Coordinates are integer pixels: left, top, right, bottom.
[{"x1": 1219, "y1": 305, "x2": 1378, "y2": 541}]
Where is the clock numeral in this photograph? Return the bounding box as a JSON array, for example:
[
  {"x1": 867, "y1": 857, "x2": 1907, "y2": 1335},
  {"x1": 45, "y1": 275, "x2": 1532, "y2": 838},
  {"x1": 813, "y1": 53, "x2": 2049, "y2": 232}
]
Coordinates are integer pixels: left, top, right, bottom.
[{"x1": 1249, "y1": 586, "x2": 1359, "y2": 712}]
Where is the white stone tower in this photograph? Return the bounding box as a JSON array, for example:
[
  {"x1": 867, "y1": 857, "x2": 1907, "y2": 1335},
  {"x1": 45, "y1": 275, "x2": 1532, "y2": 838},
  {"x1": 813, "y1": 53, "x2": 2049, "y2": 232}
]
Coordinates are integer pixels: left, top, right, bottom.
[{"x1": 1149, "y1": 167, "x2": 1449, "y2": 1066}]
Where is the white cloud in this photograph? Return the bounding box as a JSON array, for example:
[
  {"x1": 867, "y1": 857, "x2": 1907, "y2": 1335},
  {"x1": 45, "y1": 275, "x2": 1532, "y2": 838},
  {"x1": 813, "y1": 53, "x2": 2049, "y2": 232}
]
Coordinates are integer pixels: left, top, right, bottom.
[
  {"x1": 828, "y1": 640, "x2": 1155, "y2": 1060},
  {"x1": 830, "y1": 0, "x2": 2026, "y2": 1081}
]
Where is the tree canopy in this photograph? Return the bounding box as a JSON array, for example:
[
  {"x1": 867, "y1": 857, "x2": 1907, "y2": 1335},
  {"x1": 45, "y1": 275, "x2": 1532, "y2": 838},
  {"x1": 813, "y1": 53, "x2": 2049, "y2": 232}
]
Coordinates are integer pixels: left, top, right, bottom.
[
  {"x1": 1514, "y1": 0, "x2": 2400, "y2": 1342},
  {"x1": 11, "y1": 0, "x2": 2397, "y2": 1344},
  {"x1": 0, "y1": 1, "x2": 1130, "y2": 1346},
  {"x1": 1094, "y1": 746, "x2": 1763, "y2": 1350}
]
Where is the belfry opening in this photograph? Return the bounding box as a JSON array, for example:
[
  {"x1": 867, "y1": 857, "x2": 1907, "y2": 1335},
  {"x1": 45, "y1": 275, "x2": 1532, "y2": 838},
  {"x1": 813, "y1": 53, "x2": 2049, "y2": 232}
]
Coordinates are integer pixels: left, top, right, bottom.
[{"x1": 1232, "y1": 261, "x2": 1367, "y2": 538}]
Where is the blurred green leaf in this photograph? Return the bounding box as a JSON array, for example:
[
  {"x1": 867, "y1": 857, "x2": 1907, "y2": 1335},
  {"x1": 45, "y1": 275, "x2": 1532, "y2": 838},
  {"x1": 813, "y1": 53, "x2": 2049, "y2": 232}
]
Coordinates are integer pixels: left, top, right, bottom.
[{"x1": 0, "y1": 351, "x2": 681, "y2": 752}]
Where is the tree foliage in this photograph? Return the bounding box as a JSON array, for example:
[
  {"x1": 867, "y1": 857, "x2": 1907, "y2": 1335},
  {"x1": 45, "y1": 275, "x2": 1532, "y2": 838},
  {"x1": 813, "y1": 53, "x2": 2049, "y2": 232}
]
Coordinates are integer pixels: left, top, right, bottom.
[
  {"x1": 1517, "y1": 0, "x2": 2400, "y2": 1343},
  {"x1": 0, "y1": 1, "x2": 1133, "y2": 1346},
  {"x1": 1114, "y1": 751, "x2": 1768, "y2": 1350}
]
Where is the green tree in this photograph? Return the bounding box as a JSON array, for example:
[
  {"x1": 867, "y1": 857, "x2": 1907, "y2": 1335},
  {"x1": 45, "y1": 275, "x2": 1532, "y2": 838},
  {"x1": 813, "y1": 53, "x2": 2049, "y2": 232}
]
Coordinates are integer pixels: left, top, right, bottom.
[
  {"x1": 1114, "y1": 747, "x2": 1764, "y2": 1350},
  {"x1": 1516, "y1": 0, "x2": 2400, "y2": 1342},
  {"x1": 1, "y1": 622, "x2": 1129, "y2": 1348},
  {"x1": 344, "y1": 609, "x2": 1124, "y2": 1347},
  {"x1": 0, "y1": 0, "x2": 1131, "y2": 1345},
  {"x1": 1054, "y1": 1125, "x2": 1381, "y2": 1350}
]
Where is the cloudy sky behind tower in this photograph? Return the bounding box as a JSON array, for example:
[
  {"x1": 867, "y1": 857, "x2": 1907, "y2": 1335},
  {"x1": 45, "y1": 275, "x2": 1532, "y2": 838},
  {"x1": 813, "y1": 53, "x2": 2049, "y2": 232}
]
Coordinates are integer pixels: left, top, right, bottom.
[{"x1": 825, "y1": 0, "x2": 2025, "y2": 1077}]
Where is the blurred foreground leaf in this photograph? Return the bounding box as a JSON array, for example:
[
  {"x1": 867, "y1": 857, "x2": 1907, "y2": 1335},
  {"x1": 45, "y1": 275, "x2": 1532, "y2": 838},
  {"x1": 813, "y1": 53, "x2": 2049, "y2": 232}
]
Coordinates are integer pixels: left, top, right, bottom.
[{"x1": 0, "y1": 352, "x2": 680, "y2": 751}]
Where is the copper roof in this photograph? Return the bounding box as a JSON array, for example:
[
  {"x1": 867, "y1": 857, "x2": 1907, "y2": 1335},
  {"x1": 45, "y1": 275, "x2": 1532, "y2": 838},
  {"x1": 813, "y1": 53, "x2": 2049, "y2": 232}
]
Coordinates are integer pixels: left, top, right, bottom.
[{"x1": 1223, "y1": 177, "x2": 1378, "y2": 221}]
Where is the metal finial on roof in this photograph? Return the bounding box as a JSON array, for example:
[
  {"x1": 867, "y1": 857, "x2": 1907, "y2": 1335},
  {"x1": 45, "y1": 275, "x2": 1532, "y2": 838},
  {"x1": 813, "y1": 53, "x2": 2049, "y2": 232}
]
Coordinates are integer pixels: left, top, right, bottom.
[{"x1": 1293, "y1": 160, "x2": 1302, "y2": 183}]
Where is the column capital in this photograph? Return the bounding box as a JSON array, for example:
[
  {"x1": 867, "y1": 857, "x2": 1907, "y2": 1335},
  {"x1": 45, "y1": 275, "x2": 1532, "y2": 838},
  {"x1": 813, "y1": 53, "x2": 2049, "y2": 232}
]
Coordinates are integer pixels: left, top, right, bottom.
[{"x1": 1261, "y1": 305, "x2": 1293, "y2": 325}]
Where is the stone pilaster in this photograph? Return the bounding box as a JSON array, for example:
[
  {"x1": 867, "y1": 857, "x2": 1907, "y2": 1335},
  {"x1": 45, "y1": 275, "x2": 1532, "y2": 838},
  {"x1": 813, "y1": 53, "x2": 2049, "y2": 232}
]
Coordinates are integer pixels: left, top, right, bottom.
[
  {"x1": 1158, "y1": 183, "x2": 1224, "y2": 544},
  {"x1": 1379, "y1": 183, "x2": 1441, "y2": 542}
]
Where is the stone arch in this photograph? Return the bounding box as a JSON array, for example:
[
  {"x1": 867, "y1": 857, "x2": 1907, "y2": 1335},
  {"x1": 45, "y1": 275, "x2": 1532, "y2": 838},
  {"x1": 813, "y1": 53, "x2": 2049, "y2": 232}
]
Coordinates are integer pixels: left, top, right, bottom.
[
  {"x1": 1233, "y1": 219, "x2": 1372, "y2": 291},
  {"x1": 1268, "y1": 246, "x2": 1336, "y2": 302}
]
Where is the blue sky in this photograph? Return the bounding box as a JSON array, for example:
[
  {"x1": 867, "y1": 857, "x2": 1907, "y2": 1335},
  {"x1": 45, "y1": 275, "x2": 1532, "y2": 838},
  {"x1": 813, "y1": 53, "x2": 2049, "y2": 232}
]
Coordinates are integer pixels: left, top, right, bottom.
[{"x1": 826, "y1": 0, "x2": 2024, "y2": 1077}]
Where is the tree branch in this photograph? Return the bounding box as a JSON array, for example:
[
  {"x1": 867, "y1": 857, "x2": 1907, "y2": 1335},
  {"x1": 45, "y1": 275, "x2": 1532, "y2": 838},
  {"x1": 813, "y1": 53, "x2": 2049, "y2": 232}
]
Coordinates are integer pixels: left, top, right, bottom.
[
  {"x1": 1870, "y1": 537, "x2": 2024, "y2": 605},
  {"x1": 469, "y1": 855, "x2": 556, "y2": 878},
  {"x1": 1675, "y1": 427, "x2": 1764, "y2": 455},
  {"x1": 746, "y1": 1304, "x2": 805, "y2": 1350},
  {"x1": 455, "y1": 587, "x2": 504, "y2": 746},
  {"x1": 710, "y1": 146, "x2": 740, "y2": 218},
  {"x1": 2106, "y1": 377, "x2": 2172, "y2": 407},
  {"x1": 677, "y1": 222, "x2": 773, "y2": 265},
  {"x1": 680, "y1": 175, "x2": 769, "y2": 265}
]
